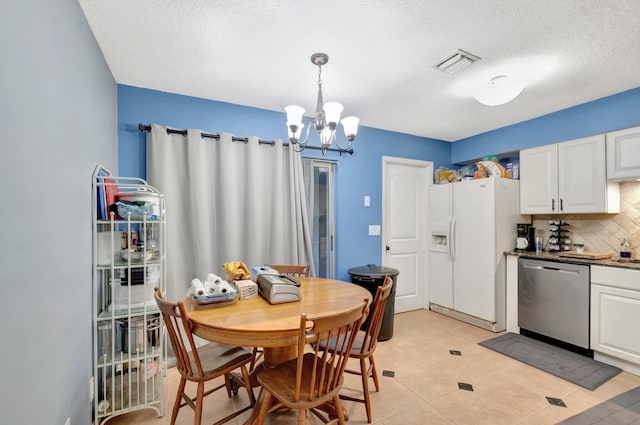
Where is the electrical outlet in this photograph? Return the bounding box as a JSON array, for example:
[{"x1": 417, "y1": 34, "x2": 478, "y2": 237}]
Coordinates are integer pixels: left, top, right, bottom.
[
  {"x1": 90, "y1": 376, "x2": 94, "y2": 401},
  {"x1": 368, "y1": 225, "x2": 381, "y2": 236},
  {"x1": 64, "y1": 417, "x2": 71, "y2": 425}
]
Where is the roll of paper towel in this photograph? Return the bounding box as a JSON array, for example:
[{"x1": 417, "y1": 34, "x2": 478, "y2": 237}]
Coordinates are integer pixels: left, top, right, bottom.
[
  {"x1": 203, "y1": 280, "x2": 217, "y2": 295},
  {"x1": 206, "y1": 273, "x2": 223, "y2": 285},
  {"x1": 205, "y1": 273, "x2": 224, "y2": 294},
  {"x1": 218, "y1": 280, "x2": 234, "y2": 294},
  {"x1": 190, "y1": 278, "x2": 205, "y2": 296}
]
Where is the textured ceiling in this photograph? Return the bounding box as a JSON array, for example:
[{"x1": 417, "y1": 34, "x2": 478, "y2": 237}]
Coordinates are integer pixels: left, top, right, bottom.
[{"x1": 79, "y1": 0, "x2": 640, "y2": 141}]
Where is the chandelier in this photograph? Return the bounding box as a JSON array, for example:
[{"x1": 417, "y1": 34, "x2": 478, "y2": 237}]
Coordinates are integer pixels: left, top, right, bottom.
[{"x1": 285, "y1": 53, "x2": 360, "y2": 154}]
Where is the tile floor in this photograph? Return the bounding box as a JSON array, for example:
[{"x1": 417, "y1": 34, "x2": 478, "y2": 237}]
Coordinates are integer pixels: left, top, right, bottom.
[{"x1": 105, "y1": 309, "x2": 640, "y2": 425}]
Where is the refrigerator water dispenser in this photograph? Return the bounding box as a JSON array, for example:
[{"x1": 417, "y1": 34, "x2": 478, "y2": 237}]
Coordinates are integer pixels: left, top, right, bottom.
[{"x1": 430, "y1": 224, "x2": 449, "y2": 253}]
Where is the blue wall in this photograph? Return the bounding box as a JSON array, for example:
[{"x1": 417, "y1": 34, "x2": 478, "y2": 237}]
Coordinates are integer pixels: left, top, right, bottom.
[
  {"x1": 118, "y1": 85, "x2": 451, "y2": 280},
  {"x1": 452, "y1": 87, "x2": 640, "y2": 164}
]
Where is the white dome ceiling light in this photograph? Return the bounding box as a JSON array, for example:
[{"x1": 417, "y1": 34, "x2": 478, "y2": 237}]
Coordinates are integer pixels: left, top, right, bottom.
[{"x1": 473, "y1": 75, "x2": 525, "y2": 106}]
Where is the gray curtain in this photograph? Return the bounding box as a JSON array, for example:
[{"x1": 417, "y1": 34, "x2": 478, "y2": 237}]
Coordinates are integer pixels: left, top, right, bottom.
[
  {"x1": 302, "y1": 159, "x2": 317, "y2": 275},
  {"x1": 146, "y1": 124, "x2": 313, "y2": 301}
]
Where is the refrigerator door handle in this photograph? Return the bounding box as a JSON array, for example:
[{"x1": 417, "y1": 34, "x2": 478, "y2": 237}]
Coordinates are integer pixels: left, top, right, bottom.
[{"x1": 449, "y1": 217, "x2": 456, "y2": 261}]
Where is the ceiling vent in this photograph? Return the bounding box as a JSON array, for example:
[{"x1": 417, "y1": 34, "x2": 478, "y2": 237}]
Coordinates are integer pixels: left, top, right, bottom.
[{"x1": 433, "y1": 49, "x2": 481, "y2": 74}]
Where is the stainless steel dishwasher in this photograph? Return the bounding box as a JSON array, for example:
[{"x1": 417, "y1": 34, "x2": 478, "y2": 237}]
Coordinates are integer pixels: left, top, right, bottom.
[{"x1": 518, "y1": 258, "x2": 591, "y2": 355}]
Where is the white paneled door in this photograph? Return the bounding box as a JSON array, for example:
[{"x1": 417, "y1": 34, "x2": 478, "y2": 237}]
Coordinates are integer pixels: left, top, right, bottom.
[{"x1": 382, "y1": 156, "x2": 433, "y2": 312}]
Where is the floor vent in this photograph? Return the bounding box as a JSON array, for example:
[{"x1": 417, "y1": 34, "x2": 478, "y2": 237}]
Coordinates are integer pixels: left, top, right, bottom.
[{"x1": 433, "y1": 49, "x2": 481, "y2": 74}]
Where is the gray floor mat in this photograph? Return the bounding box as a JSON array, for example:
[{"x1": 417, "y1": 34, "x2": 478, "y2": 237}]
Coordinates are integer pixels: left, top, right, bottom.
[
  {"x1": 479, "y1": 332, "x2": 621, "y2": 391},
  {"x1": 557, "y1": 386, "x2": 640, "y2": 424}
]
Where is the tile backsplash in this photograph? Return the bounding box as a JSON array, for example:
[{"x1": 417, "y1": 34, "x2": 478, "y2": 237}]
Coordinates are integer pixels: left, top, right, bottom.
[{"x1": 532, "y1": 181, "x2": 640, "y2": 258}]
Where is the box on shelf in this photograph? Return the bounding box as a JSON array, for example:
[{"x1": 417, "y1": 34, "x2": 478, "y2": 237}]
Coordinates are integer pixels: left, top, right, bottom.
[{"x1": 108, "y1": 266, "x2": 159, "y2": 313}]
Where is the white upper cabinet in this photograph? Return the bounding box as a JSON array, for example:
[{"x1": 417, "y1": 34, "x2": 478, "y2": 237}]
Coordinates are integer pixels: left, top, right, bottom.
[
  {"x1": 558, "y1": 135, "x2": 617, "y2": 213},
  {"x1": 519, "y1": 144, "x2": 558, "y2": 214},
  {"x1": 520, "y1": 134, "x2": 620, "y2": 214},
  {"x1": 606, "y1": 126, "x2": 640, "y2": 181}
]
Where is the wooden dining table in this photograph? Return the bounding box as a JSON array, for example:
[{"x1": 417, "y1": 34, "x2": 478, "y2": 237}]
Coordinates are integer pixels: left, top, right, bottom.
[{"x1": 183, "y1": 276, "x2": 372, "y2": 424}]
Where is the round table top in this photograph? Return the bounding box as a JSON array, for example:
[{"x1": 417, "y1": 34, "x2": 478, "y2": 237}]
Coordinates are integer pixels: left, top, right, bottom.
[{"x1": 184, "y1": 277, "x2": 371, "y2": 348}]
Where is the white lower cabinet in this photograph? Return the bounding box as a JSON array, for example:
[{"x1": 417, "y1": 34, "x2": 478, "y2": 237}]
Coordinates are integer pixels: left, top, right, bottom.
[{"x1": 591, "y1": 265, "x2": 640, "y2": 374}]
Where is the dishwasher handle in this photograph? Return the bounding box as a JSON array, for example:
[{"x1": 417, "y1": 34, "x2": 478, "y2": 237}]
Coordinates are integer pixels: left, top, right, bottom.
[{"x1": 522, "y1": 264, "x2": 579, "y2": 275}]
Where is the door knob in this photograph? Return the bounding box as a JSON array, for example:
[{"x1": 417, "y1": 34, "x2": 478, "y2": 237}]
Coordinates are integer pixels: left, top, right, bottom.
[{"x1": 385, "y1": 245, "x2": 390, "y2": 251}]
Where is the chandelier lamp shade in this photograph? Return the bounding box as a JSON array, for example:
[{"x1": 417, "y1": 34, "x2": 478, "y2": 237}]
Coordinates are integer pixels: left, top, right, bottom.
[{"x1": 285, "y1": 53, "x2": 360, "y2": 154}]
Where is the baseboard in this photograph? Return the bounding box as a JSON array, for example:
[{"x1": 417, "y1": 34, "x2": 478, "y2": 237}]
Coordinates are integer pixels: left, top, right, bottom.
[
  {"x1": 594, "y1": 351, "x2": 640, "y2": 376},
  {"x1": 429, "y1": 303, "x2": 503, "y2": 332}
]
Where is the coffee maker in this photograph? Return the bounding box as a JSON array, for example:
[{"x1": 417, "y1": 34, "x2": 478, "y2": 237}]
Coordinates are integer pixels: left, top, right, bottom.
[
  {"x1": 527, "y1": 226, "x2": 537, "y2": 252},
  {"x1": 516, "y1": 223, "x2": 531, "y2": 251}
]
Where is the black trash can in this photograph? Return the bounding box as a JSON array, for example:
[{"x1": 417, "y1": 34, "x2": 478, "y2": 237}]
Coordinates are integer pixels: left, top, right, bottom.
[{"x1": 347, "y1": 264, "x2": 399, "y2": 341}]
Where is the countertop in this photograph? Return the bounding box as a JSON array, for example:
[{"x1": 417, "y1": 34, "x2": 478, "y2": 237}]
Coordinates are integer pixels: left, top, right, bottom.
[{"x1": 506, "y1": 251, "x2": 640, "y2": 271}]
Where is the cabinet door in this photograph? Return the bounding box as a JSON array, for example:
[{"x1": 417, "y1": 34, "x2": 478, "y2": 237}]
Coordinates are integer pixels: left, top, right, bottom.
[
  {"x1": 519, "y1": 144, "x2": 558, "y2": 214},
  {"x1": 606, "y1": 126, "x2": 640, "y2": 180},
  {"x1": 591, "y1": 283, "x2": 640, "y2": 366},
  {"x1": 558, "y1": 135, "x2": 614, "y2": 213}
]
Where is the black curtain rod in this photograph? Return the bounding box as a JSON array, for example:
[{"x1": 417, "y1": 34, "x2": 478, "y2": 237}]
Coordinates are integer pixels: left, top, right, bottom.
[{"x1": 137, "y1": 123, "x2": 353, "y2": 155}]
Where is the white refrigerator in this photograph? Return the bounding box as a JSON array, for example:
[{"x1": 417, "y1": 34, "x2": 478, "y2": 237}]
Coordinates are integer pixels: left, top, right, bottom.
[{"x1": 427, "y1": 177, "x2": 522, "y2": 332}]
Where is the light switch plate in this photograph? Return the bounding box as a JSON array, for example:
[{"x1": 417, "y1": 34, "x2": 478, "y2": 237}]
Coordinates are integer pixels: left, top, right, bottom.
[
  {"x1": 369, "y1": 225, "x2": 381, "y2": 236},
  {"x1": 364, "y1": 195, "x2": 370, "y2": 207}
]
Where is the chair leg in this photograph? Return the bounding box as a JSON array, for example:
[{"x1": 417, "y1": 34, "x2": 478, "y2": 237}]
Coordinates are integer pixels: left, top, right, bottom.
[
  {"x1": 369, "y1": 355, "x2": 380, "y2": 392},
  {"x1": 170, "y1": 377, "x2": 187, "y2": 425},
  {"x1": 224, "y1": 373, "x2": 232, "y2": 398},
  {"x1": 240, "y1": 364, "x2": 256, "y2": 406},
  {"x1": 333, "y1": 395, "x2": 347, "y2": 425},
  {"x1": 297, "y1": 408, "x2": 306, "y2": 425},
  {"x1": 250, "y1": 347, "x2": 263, "y2": 372},
  {"x1": 255, "y1": 387, "x2": 272, "y2": 424},
  {"x1": 360, "y1": 358, "x2": 372, "y2": 423},
  {"x1": 194, "y1": 382, "x2": 205, "y2": 425}
]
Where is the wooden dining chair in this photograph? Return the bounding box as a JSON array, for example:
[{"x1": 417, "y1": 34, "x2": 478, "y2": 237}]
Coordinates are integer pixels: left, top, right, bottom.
[
  {"x1": 154, "y1": 288, "x2": 256, "y2": 425},
  {"x1": 254, "y1": 299, "x2": 369, "y2": 425},
  {"x1": 320, "y1": 275, "x2": 393, "y2": 423},
  {"x1": 249, "y1": 263, "x2": 311, "y2": 371},
  {"x1": 267, "y1": 263, "x2": 310, "y2": 277}
]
